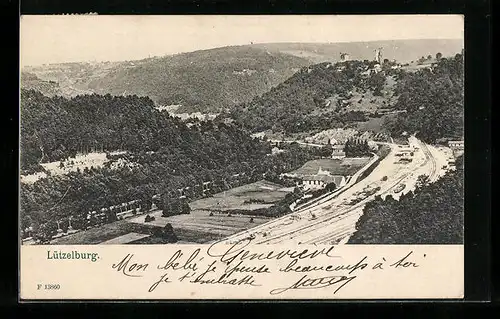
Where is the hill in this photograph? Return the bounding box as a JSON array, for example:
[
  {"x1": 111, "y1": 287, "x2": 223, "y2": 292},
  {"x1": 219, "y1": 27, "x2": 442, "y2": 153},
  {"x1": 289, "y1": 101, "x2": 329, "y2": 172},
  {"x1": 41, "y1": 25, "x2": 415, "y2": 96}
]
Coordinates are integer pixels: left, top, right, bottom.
[
  {"x1": 20, "y1": 72, "x2": 62, "y2": 97},
  {"x1": 22, "y1": 61, "x2": 119, "y2": 97},
  {"x1": 21, "y1": 39, "x2": 462, "y2": 114},
  {"x1": 226, "y1": 59, "x2": 399, "y2": 133},
  {"x1": 226, "y1": 52, "x2": 464, "y2": 144},
  {"x1": 23, "y1": 46, "x2": 311, "y2": 114},
  {"x1": 253, "y1": 39, "x2": 463, "y2": 64}
]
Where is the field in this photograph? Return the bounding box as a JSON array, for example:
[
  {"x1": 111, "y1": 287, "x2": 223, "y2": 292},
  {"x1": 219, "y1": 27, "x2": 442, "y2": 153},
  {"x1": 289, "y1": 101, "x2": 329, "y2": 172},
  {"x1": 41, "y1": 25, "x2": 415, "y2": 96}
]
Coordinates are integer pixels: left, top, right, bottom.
[
  {"x1": 50, "y1": 180, "x2": 289, "y2": 245},
  {"x1": 20, "y1": 151, "x2": 127, "y2": 184},
  {"x1": 189, "y1": 180, "x2": 293, "y2": 211},
  {"x1": 50, "y1": 219, "x2": 149, "y2": 244},
  {"x1": 129, "y1": 210, "x2": 271, "y2": 240},
  {"x1": 100, "y1": 232, "x2": 150, "y2": 244},
  {"x1": 290, "y1": 158, "x2": 371, "y2": 177}
]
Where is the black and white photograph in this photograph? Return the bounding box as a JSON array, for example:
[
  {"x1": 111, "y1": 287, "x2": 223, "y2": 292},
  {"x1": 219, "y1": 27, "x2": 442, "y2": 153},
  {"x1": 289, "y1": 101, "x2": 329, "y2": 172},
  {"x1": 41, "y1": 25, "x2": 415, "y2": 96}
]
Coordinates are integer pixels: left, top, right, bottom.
[{"x1": 19, "y1": 15, "x2": 464, "y2": 247}]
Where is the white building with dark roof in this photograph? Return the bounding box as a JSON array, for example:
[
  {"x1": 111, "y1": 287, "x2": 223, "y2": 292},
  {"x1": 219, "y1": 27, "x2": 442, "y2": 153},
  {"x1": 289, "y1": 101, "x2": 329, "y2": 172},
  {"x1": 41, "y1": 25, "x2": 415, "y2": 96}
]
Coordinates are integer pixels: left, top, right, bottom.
[{"x1": 301, "y1": 167, "x2": 347, "y2": 190}]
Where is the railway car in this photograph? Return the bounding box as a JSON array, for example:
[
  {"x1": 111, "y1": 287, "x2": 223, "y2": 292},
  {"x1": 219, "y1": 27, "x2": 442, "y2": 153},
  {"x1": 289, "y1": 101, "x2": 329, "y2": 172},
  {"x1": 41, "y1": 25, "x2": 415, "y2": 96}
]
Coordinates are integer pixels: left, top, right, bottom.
[{"x1": 393, "y1": 184, "x2": 406, "y2": 193}]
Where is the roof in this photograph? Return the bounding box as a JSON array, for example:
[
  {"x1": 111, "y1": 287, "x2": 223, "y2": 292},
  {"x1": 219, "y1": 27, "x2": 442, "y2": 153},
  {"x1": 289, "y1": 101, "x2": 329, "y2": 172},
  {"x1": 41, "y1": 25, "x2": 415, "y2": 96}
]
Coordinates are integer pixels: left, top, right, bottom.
[{"x1": 303, "y1": 175, "x2": 345, "y2": 184}]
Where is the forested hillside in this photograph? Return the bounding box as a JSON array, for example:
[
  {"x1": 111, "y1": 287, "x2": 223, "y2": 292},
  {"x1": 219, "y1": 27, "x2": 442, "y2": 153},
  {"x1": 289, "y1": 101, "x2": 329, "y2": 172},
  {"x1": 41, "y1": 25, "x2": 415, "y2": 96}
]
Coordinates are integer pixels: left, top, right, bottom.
[
  {"x1": 384, "y1": 53, "x2": 464, "y2": 143},
  {"x1": 227, "y1": 53, "x2": 464, "y2": 144},
  {"x1": 22, "y1": 40, "x2": 462, "y2": 115},
  {"x1": 82, "y1": 46, "x2": 310, "y2": 113},
  {"x1": 21, "y1": 89, "x2": 187, "y2": 171},
  {"x1": 227, "y1": 59, "x2": 398, "y2": 133},
  {"x1": 348, "y1": 156, "x2": 464, "y2": 244},
  {"x1": 20, "y1": 90, "x2": 318, "y2": 236}
]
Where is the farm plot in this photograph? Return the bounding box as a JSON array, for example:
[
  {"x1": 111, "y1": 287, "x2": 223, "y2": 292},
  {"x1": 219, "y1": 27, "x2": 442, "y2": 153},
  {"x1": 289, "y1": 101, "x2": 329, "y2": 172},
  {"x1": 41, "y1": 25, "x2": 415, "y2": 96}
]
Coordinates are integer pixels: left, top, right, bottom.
[
  {"x1": 49, "y1": 219, "x2": 155, "y2": 245},
  {"x1": 189, "y1": 180, "x2": 292, "y2": 212},
  {"x1": 129, "y1": 209, "x2": 271, "y2": 241},
  {"x1": 51, "y1": 180, "x2": 289, "y2": 245}
]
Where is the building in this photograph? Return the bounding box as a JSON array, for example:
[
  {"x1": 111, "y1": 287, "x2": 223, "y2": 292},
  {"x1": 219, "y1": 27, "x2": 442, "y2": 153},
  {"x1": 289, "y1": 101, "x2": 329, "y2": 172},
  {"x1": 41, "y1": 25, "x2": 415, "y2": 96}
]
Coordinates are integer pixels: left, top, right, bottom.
[
  {"x1": 448, "y1": 140, "x2": 464, "y2": 157},
  {"x1": 340, "y1": 53, "x2": 350, "y2": 62},
  {"x1": 448, "y1": 140, "x2": 464, "y2": 151},
  {"x1": 331, "y1": 144, "x2": 346, "y2": 159},
  {"x1": 301, "y1": 167, "x2": 347, "y2": 190},
  {"x1": 251, "y1": 132, "x2": 266, "y2": 140}
]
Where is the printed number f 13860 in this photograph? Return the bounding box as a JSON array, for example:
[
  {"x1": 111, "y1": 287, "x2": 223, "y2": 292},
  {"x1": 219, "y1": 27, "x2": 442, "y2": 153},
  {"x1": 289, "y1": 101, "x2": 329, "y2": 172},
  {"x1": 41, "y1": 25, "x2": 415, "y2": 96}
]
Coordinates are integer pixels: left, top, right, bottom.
[{"x1": 37, "y1": 284, "x2": 60, "y2": 290}]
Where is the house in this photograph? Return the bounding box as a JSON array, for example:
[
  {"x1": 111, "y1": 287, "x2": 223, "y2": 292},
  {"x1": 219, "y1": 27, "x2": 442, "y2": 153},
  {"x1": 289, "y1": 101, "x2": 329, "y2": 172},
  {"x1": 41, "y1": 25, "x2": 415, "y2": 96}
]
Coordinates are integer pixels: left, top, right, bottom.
[
  {"x1": 251, "y1": 132, "x2": 266, "y2": 140},
  {"x1": 331, "y1": 144, "x2": 346, "y2": 159},
  {"x1": 302, "y1": 174, "x2": 347, "y2": 190},
  {"x1": 301, "y1": 167, "x2": 347, "y2": 190}
]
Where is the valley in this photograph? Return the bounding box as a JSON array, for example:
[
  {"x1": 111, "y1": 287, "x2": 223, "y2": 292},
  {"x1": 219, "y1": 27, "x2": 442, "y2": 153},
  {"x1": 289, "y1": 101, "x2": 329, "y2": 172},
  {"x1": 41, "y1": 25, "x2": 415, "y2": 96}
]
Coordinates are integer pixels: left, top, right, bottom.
[{"x1": 20, "y1": 40, "x2": 464, "y2": 246}]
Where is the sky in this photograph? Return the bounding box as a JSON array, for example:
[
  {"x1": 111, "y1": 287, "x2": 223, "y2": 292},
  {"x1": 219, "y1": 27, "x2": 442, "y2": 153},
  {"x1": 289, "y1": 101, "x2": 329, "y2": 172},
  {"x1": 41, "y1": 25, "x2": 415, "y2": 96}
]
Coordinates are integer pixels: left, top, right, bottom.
[{"x1": 20, "y1": 15, "x2": 464, "y2": 66}]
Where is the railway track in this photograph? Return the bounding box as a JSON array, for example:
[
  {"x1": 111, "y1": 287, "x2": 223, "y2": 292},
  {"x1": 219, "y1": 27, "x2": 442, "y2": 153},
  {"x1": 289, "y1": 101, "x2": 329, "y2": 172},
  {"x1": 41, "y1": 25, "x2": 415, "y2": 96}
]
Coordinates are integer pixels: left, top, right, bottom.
[
  {"x1": 223, "y1": 153, "x2": 380, "y2": 243},
  {"x1": 269, "y1": 140, "x2": 439, "y2": 245},
  {"x1": 420, "y1": 142, "x2": 438, "y2": 181},
  {"x1": 263, "y1": 172, "x2": 413, "y2": 244},
  {"x1": 225, "y1": 139, "x2": 440, "y2": 245}
]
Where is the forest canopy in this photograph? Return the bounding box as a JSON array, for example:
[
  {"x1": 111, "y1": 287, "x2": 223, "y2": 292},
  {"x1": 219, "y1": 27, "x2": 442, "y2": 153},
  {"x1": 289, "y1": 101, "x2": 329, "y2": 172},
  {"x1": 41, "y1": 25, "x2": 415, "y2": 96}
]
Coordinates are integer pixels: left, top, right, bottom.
[{"x1": 348, "y1": 156, "x2": 464, "y2": 244}]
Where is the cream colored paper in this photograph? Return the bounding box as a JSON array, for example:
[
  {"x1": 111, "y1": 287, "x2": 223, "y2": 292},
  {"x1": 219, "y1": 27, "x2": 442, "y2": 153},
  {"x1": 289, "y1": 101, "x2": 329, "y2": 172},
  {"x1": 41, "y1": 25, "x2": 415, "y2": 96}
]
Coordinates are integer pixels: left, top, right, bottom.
[
  {"x1": 20, "y1": 15, "x2": 465, "y2": 300},
  {"x1": 21, "y1": 244, "x2": 463, "y2": 299}
]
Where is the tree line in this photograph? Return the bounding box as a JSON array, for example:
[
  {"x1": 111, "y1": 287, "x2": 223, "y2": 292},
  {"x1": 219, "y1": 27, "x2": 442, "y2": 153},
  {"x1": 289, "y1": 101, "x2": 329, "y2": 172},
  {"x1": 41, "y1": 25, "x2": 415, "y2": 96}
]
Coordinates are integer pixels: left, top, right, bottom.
[{"x1": 348, "y1": 155, "x2": 464, "y2": 244}]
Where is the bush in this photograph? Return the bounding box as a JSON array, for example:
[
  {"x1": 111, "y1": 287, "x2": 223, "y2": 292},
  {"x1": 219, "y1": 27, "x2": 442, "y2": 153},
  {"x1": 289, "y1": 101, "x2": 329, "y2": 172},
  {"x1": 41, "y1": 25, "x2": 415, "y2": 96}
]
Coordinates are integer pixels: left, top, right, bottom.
[{"x1": 153, "y1": 223, "x2": 178, "y2": 243}]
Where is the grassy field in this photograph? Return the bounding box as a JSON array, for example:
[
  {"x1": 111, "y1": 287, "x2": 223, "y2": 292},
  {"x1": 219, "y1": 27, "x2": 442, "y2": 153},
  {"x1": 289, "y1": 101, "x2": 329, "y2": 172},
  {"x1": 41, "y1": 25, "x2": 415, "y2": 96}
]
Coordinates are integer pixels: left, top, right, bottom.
[
  {"x1": 50, "y1": 180, "x2": 286, "y2": 245},
  {"x1": 291, "y1": 158, "x2": 370, "y2": 177},
  {"x1": 50, "y1": 219, "x2": 156, "y2": 245},
  {"x1": 50, "y1": 209, "x2": 272, "y2": 245},
  {"x1": 189, "y1": 180, "x2": 292, "y2": 211},
  {"x1": 130, "y1": 209, "x2": 270, "y2": 237}
]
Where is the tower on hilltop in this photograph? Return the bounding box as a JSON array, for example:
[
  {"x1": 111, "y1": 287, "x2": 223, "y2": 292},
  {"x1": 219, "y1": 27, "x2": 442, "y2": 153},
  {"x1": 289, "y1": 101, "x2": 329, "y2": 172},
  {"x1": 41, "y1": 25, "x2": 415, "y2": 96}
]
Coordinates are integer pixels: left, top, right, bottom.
[{"x1": 374, "y1": 48, "x2": 383, "y2": 63}]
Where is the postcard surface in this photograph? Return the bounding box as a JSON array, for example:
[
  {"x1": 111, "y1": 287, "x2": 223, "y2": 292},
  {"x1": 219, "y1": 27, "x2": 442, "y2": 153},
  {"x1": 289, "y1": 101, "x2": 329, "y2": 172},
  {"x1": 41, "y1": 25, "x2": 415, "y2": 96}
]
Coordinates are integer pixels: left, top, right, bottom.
[{"x1": 19, "y1": 15, "x2": 464, "y2": 300}]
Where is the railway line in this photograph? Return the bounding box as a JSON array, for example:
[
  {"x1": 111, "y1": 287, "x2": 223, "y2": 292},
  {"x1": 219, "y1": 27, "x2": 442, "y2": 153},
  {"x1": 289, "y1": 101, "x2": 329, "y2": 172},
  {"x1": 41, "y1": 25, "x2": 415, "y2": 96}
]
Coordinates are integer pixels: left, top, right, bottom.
[{"x1": 223, "y1": 137, "x2": 445, "y2": 245}]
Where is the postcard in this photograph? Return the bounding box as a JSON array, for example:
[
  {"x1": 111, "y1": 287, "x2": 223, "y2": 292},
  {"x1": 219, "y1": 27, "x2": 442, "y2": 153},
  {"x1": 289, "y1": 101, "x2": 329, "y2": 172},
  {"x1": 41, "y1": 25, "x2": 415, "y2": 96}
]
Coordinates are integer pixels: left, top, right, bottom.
[{"x1": 19, "y1": 14, "x2": 464, "y2": 300}]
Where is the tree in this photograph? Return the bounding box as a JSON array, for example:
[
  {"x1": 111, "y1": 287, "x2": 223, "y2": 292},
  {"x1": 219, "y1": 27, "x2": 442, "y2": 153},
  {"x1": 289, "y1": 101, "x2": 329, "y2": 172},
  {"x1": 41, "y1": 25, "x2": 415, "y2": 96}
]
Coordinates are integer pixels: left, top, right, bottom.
[
  {"x1": 348, "y1": 169, "x2": 463, "y2": 244},
  {"x1": 325, "y1": 182, "x2": 337, "y2": 192},
  {"x1": 34, "y1": 221, "x2": 58, "y2": 242},
  {"x1": 153, "y1": 223, "x2": 178, "y2": 243}
]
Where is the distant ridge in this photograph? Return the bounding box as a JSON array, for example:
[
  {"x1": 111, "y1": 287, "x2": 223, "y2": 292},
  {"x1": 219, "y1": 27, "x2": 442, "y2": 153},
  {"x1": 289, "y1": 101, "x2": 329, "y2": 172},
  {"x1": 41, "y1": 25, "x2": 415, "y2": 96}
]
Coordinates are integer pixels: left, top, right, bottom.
[
  {"x1": 21, "y1": 39, "x2": 463, "y2": 113},
  {"x1": 252, "y1": 39, "x2": 464, "y2": 63}
]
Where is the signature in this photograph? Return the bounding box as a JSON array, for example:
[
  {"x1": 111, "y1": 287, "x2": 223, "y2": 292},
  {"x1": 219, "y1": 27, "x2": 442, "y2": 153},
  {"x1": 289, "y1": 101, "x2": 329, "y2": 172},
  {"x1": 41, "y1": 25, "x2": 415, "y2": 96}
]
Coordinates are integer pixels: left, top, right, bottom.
[
  {"x1": 269, "y1": 274, "x2": 356, "y2": 295},
  {"x1": 207, "y1": 237, "x2": 340, "y2": 266}
]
